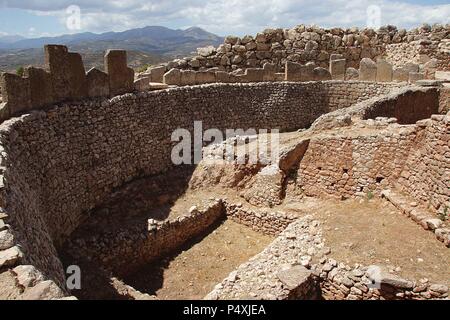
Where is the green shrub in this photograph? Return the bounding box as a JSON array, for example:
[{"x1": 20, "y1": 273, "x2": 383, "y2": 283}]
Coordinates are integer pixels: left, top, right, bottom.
[{"x1": 16, "y1": 66, "x2": 24, "y2": 77}]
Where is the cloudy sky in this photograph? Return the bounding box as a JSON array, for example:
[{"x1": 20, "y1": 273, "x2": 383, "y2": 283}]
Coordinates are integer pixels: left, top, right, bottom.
[{"x1": 0, "y1": 0, "x2": 449, "y2": 38}]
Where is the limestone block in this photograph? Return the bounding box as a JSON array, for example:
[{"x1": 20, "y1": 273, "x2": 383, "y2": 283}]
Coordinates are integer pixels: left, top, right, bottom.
[
  {"x1": 313, "y1": 67, "x2": 332, "y2": 81},
  {"x1": 13, "y1": 265, "x2": 44, "y2": 288},
  {"x1": 301, "y1": 63, "x2": 316, "y2": 81},
  {"x1": 180, "y1": 70, "x2": 197, "y2": 86},
  {"x1": 345, "y1": 67, "x2": 359, "y2": 80},
  {"x1": 393, "y1": 68, "x2": 409, "y2": 82},
  {"x1": 67, "y1": 52, "x2": 88, "y2": 99},
  {"x1": 104, "y1": 49, "x2": 134, "y2": 96},
  {"x1": 0, "y1": 230, "x2": 14, "y2": 250},
  {"x1": 403, "y1": 62, "x2": 419, "y2": 73},
  {"x1": 195, "y1": 71, "x2": 216, "y2": 84},
  {"x1": 149, "y1": 66, "x2": 166, "y2": 83},
  {"x1": 276, "y1": 265, "x2": 313, "y2": 291},
  {"x1": 163, "y1": 68, "x2": 181, "y2": 85},
  {"x1": 215, "y1": 71, "x2": 231, "y2": 83},
  {"x1": 285, "y1": 61, "x2": 303, "y2": 81},
  {"x1": 197, "y1": 45, "x2": 215, "y2": 57},
  {"x1": 148, "y1": 82, "x2": 169, "y2": 91},
  {"x1": 359, "y1": 58, "x2": 377, "y2": 81},
  {"x1": 0, "y1": 73, "x2": 31, "y2": 116},
  {"x1": 274, "y1": 73, "x2": 285, "y2": 81},
  {"x1": 263, "y1": 63, "x2": 276, "y2": 81},
  {"x1": 376, "y1": 59, "x2": 393, "y2": 82},
  {"x1": 330, "y1": 59, "x2": 346, "y2": 80},
  {"x1": 45, "y1": 45, "x2": 87, "y2": 101},
  {"x1": 24, "y1": 67, "x2": 54, "y2": 108},
  {"x1": 44, "y1": 45, "x2": 71, "y2": 101},
  {"x1": 0, "y1": 246, "x2": 23, "y2": 268},
  {"x1": 134, "y1": 77, "x2": 150, "y2": 91},
  {"x1": 245, "y1": 68, "x2": 264, "y2": 82},
  {"x1": 19, "y1": 280, "x2": 65, "y2": 300},
  {"x1": 409, "y1": 72, "x2": 425, "y2": 83},
  {"x1": 86, "y1": 68, "x2": 110, "y2": 98}
]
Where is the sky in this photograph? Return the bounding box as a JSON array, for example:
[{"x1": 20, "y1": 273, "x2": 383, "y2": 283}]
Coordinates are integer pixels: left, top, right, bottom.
[{"x1": 0, "y1": 0, "x2": 449, "y2": 38}]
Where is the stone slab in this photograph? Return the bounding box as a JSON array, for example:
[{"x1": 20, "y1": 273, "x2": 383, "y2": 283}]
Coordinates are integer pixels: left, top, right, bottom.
[
  {"x1": 86, "y1": 68, "x2": 110, "y2": 98},
  {"x1": 104, "y1": 49, "x2": 134, "y2": 96}
]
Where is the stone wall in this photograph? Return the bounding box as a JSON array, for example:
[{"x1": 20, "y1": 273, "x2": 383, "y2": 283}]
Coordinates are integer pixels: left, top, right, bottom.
[
  {"x1": 311, "y1": 86, "x2": 440, "y2": 130},
  {"x1": 64, "y1": 200, "x2": 224, "y2": 277},
  {"x1": 159, "y1": 24, "x2": 449, "y2": 74},
  {"x1": 396, "y1": 115, "x2": 450, "y2": 215},
  {"x1": 0, "y1": 45, "x2": 134, "y2": 122},
  {"x1": 298, "y1": 115, "x2": 450, "y2": 215},
  {"x1": 0, "y1": 81, "x2": 401, "y2": 290},
  {"x1": 298, "y1": 121, "x2": 418, "y2": 199}
]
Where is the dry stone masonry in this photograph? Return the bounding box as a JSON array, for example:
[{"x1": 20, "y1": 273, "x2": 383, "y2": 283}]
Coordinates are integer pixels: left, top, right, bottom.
[{"x1": 0, "y1": 22, "x2": 448, "y2": 301}]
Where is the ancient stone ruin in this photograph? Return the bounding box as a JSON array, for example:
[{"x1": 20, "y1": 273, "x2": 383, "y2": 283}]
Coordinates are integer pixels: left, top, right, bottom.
[{"x1": 0, "y1": 24, "x2": 449, "y2": 300}]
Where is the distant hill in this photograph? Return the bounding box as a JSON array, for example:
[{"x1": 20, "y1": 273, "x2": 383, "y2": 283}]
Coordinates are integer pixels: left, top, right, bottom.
[{"x1": 0, "y1": 26, "x2": 224, "y2": 72}]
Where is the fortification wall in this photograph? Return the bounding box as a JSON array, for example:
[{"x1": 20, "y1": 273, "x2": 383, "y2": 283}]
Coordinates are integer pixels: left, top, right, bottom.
[
  {"x1": 161, "y1": 24, "x2": 449, "y2": 74},
  {"x1": 0, "y1": 81, "x2": 400, "y2": 289}
]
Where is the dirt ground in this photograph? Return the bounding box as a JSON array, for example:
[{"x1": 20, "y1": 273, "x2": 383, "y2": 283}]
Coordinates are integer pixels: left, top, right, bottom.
[
  {"x1": 124, "y1": 219, "x2": 274, "y2": 299},
  {"x1": 284, "y1": 197, "x2": 450, "y2": 287}
]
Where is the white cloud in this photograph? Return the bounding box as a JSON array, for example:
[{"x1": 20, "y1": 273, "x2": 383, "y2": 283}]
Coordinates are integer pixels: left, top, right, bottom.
[{"x1": 3, "y1": 0, "x2": 450, "y2": 36}]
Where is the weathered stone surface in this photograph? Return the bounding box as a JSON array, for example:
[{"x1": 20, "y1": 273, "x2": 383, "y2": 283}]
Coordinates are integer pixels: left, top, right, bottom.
[
  {"x1": 86, "y1": 68, "x2": 110, "y2": 98},
  {"x1": 393, "y1": 67, "x2": 409, "y2": 82},
  {"x1": 148, "y1": 66, "x2": 166, "y2": 83},
  {"x1": 366, "y1": 266, "x2": 414, "y2": 289},
  {"x1": 0, "y1": 246, "x2": 23, "y2": 268},
  {"x1": 0, "y1": 270, "x2": 22, "y2": 300},
  {"x1": 313, "y1": 67, "x2": 331, "y2": 81},
  {"x1": 359, "y1": 58, "x2": 377, "y2": 81},
  {"x1": 148, "y1": 82, "x2": 169, "y2": 90},
  {"x1": 277, "y1": 265, "x2": 312, "y2": 291},
  {"x1": 24, "y1": 67, "x2": 54, "y2": 108},
  {"x1": 424, "y1": 218, "x2": 442, "y2": 230},
  {"x1": 163, "y1": 68, "x2": 181, "y2": 85},
  {"x1": 45, "y1": 45, "x2": 87, "y2": 101},
  {"x1": 104, "y1": 49, "x2": 134, "y2": 96},
  {"x1": 285, "y1": 61, "x2": 315, "y2": 81},
  {"x1": 376, "y1": 59, "x2": 393, "y2": 82},
  {"x1": 44, "y1": 45, "x2": 71, "y2": 101},
  {"x1": 67, "y1": 52, "x2": 88, "y2": 99},
  {"x1": 134, "y1": 77, "x2": 151, "y2": 91},
  {"x1": 345, "y1": 67, "x2": 359, "y2": 80},
  {"x1": 180, "y1": 70, "x2": 197, "y2": 86},
  {"x1": 13, "y1": 265, "x2": 44, "y2": 288},
  {"x1": 0, "y1": 230, "x2": 14, "y2": 250},
  {"x1": 429, "y1": 284, "x2": 448, "y2": 294},
  {"x1": 263, "y1": 63, "x2": 276, "y2": 81},
  {"x1": 409, "y1": 72, "x2": 425, "y2": 83},
  {"x1": 197, "y1": 45, "x2": 215, "y2": 57},
  {"x1": 0, "y1": 73, "x2": 31, "y2": 116},
  {"x1": 245, "y1": 68, "x2": 264, "y2": 82},
  {"x1": 215, "y1": 71, "x2": 231, "y2": 83},
  {"x1": 19, "y1": 280, "x2": 65, "y2": 300},
  {"x1": 195, "y1": 71, "x2": 216, "y2": 84},
  {"x1": 330, "y1": 59, "x2": 346, "y2": 80},
  {"x1": 285, "y1": 61, "x2": 302, "y2": 81}
]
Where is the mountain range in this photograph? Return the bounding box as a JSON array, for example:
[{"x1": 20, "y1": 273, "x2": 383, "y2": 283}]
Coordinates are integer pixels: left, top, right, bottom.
[{"x1": 0, "y1": 26, "x2": 224, "y2": 72}]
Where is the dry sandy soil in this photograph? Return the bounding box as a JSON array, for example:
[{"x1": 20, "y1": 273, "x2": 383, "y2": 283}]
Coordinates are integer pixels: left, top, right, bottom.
[
  {"x1": 283, "y1": 197, "x2": 450, "y2": 287},
  {"x1": 124, "y1": 219, "x2": 274, "y2": 299}
]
